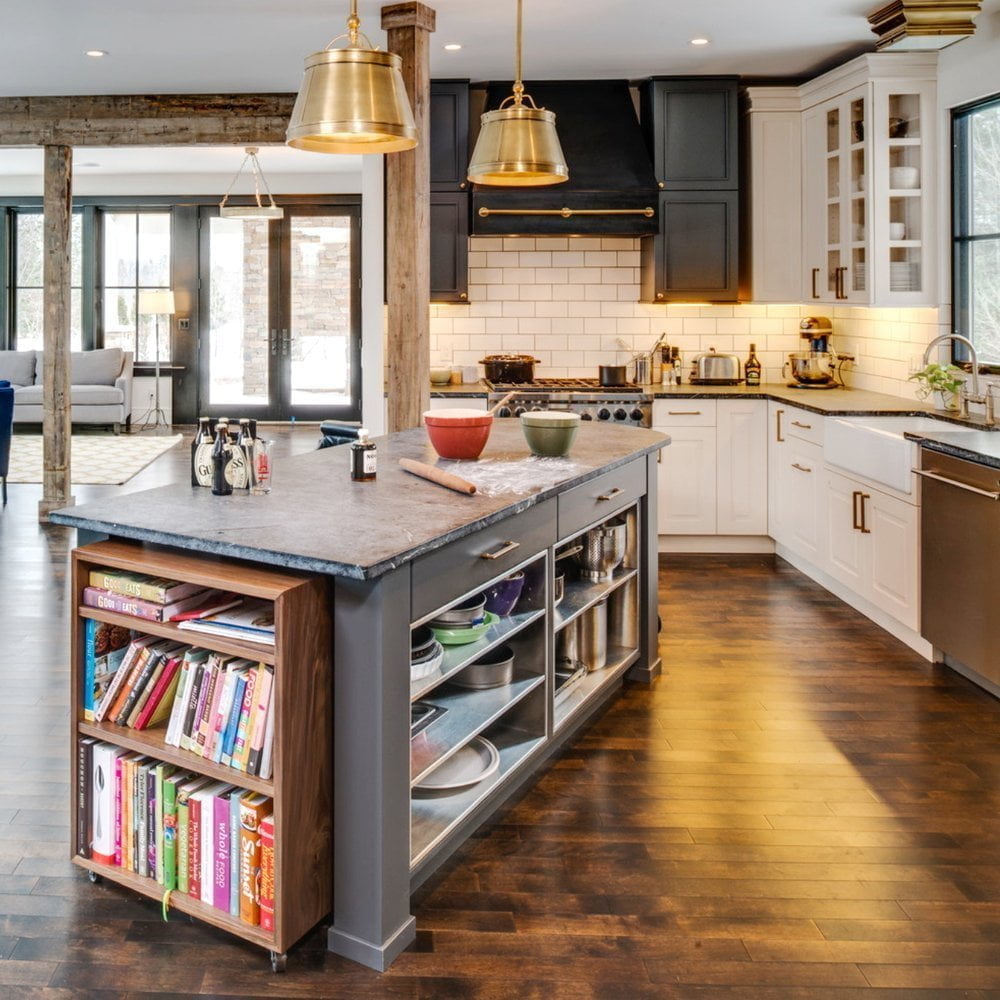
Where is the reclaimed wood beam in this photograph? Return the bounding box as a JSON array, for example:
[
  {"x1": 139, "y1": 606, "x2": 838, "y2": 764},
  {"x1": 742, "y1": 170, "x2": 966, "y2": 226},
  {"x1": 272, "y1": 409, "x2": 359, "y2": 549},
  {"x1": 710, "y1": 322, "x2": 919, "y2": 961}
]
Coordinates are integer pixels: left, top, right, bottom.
[
  {"x1": 382, "y1": 2, "x2": 435, "y2": 433},
  {"x1": 0, "y1": 94, "x2": 296, "y2": 146},
  {"x1": 39, "y1": 144, "x2": 75, "y2": 522}
]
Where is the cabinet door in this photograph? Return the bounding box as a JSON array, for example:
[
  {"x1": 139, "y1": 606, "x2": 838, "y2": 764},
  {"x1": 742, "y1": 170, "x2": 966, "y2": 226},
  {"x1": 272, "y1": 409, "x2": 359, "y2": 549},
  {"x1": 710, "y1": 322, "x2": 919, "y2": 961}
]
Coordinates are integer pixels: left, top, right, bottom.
[
  {"x1": 716, "y1": 401, "x2": 767, "y2": 535},
  {"x1": 430, "y1": 192, "x2": 469, "y2": 303},
  {"x1": 802, "y1": 106, "x2": 830, "y2": 303},
  {"x1": 824, "y1": 469, "x2": 867, "y2": 593},
  {"x1": 865, "y1": 487, "x2": 919, "y2": 630},
  {"x1": 642, "y1": 78, "x2": 739, "y2": 189},
  {"x1": 783, "y1": 441, "x2": 824, "y2": 561},
  {"x1": 642, "y1": 191, "x2": 739, "y2": 302},
  {"x1": 767, "y1": 403, "x2": 789, "y2": 545},
  {"x1": 656, "y1": 426, "x2": 717, "y2": 534},
  {"x1": 430, "y1": 81, "x2": 470, "y2": 191}
]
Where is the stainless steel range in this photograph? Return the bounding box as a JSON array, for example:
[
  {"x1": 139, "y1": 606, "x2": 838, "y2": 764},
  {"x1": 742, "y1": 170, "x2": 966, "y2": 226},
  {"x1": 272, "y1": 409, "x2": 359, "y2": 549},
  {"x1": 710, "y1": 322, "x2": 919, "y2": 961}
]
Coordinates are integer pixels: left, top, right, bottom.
[{"x1": 485, "y1": 378, "x2": 652, "y2": 428}]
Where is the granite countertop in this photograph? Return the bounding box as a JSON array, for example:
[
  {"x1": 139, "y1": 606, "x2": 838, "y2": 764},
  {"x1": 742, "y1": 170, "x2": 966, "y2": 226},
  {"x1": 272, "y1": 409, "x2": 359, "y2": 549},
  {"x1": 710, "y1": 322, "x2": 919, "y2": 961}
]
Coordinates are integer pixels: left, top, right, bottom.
[
  {"x1": 50, "y1": 422, "x2": 667, "y2": 581},
  {"x1": 431, "y1": 380, "x2": 994, "y2": 426},
  {"x1": 904, "y1": 430, "x2": 1000, "y2": 470}
]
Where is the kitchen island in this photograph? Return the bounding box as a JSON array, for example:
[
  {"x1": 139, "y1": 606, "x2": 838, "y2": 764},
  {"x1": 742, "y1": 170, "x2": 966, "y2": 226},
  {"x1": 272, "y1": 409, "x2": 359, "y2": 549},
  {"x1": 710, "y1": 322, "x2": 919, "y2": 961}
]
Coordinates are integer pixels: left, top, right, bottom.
[{"x1": 52, "y1": 421, "x2": 668, "y2": 971}]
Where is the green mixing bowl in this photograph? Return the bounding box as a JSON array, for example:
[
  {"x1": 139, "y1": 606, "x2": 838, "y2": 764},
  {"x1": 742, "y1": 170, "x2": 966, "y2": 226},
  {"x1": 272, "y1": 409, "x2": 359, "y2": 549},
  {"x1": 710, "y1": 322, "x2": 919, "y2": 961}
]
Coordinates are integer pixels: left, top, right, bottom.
[{"x1": 520, "y1": 411, "x2": 580, "y2": 457}]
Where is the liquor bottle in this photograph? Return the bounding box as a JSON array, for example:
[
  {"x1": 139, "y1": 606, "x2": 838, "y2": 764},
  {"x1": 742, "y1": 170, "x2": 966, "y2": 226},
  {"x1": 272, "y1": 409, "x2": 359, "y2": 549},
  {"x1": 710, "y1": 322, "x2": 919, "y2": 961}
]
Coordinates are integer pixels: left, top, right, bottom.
[
  {"x1": 190, "y1": 417, "x2": 213, "y2": 488},
  {"x1": 211, "y1": 423, "x2": 233, "y2": 496},
  {"x1": 671, "y1": 347, "x2": 682, "y2": 385},
  {"x1": 350, "y1": 428, "x2": 377, "y2": 482},
  {"x1": 745, "y1": 343, "x2": 762, "y2": 387}
]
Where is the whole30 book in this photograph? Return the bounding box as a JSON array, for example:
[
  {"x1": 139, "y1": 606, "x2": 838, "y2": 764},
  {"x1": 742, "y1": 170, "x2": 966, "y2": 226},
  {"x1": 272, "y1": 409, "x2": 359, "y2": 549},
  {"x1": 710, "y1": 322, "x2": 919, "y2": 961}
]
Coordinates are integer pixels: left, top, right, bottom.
[
  {"x1": 88, "y1": 569, "x2": 205, "y2": 605},
  {"x1": 83, "y1": 587, "x2": 220, "y2": 623}
]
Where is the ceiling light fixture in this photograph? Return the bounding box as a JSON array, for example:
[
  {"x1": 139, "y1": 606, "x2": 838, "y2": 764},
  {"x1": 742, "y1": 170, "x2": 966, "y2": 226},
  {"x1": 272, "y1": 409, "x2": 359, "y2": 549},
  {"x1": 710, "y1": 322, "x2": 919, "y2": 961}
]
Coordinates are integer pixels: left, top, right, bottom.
[
  {"x1": 868, "y1": 0, "x2": 982, "y2": 50},
  {"x1": 286, "y1": 0, "x2": 417, "y2": 154},
  {"x1": 85, "y1": 49, "x2": 107, "y2": 58},
  {"x1": 690, "y1": 36, "x2": 710, "y2": 45},
  {"x1": 219, "y1": 147, "x2": 284, "y2": 220},
  {"x1": 467, "y1": 0, "x2": 568, "y2": 186},
  {"x1": 444, "y1": 43, "x2": 462, "y2": 51}
]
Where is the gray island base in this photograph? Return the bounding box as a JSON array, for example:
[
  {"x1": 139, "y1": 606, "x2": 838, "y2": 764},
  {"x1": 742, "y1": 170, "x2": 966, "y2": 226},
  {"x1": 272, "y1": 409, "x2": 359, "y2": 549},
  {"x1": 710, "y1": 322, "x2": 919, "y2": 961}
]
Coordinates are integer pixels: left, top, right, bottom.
[{"x1": 53, "y1": 421, "x2": 669, "y2": 971}]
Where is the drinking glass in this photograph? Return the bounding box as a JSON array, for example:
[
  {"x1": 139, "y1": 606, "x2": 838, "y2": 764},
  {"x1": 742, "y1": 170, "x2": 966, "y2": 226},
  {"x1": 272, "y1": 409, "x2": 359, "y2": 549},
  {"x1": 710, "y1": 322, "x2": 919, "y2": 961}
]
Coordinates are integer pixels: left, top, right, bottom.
[{"x1": 250, "y1": 439, "x2": 273, "y2": 495}]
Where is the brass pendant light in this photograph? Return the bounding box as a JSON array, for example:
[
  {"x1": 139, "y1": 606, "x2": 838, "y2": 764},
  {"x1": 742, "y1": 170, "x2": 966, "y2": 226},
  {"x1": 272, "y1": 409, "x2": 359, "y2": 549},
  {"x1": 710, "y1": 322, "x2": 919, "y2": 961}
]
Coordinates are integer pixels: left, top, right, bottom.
[
  {"x1": 467, "y1": 0, "x2": 568, "y2": 186},
  {"x1": 219, "y1": 147, "x2": 284, "y2": 220},
  {"x1": 286, "y1": 0, "x2": 417, "y2": 154}
]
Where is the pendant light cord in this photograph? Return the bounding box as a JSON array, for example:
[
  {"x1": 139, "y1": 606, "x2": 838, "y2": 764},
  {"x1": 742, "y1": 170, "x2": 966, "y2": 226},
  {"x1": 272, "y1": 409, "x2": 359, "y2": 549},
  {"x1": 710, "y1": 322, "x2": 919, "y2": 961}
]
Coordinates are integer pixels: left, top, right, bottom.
[
  {"x1": 347, "y1": 0, "x2": 360, "y2": 47},
  {"x1": 513, "y1": 0, "x2": 524, "y2": 105}
]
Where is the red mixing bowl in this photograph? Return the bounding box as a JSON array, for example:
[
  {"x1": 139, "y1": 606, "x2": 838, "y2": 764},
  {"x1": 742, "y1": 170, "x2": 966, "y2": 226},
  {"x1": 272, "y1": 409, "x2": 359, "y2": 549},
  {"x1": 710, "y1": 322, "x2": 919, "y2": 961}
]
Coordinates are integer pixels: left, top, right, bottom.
[{"x1": 423, "y1": 409, "x2": 493, "y2": 460}]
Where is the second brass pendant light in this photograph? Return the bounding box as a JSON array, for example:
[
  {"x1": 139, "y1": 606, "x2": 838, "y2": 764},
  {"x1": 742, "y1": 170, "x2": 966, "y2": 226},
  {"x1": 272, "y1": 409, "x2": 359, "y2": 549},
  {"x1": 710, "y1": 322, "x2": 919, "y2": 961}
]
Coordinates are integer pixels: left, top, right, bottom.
[{"x1": 467, "y1": 0, "x2": 569, "y2": 186}]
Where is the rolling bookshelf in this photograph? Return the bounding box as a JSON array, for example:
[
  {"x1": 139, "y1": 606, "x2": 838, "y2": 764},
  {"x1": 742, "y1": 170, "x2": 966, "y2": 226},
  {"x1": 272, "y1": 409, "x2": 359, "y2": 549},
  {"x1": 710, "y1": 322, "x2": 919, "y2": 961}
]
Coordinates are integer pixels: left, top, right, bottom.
[{"x1": 69, "y1": 539, "x2": 332, "y2": 971}]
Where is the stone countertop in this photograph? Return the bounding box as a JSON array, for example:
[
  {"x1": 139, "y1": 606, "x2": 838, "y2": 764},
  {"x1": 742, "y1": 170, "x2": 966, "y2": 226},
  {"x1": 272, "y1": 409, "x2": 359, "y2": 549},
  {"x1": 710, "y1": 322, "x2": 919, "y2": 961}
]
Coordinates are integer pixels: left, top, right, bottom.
[
  {"x1": 905, "y1": 430, "x2": 1000, "y2": 470},
  {"x1": 50, "y1": 422, "x2": 667, "y2": 581}
]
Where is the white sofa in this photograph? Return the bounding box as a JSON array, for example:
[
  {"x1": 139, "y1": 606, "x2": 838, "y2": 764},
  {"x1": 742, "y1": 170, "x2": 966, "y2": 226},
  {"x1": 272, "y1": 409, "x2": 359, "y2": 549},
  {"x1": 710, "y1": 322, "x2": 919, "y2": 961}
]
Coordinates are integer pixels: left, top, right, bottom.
[{"x1": 0, "y1": 348, "x2": 134, "y2": 433}]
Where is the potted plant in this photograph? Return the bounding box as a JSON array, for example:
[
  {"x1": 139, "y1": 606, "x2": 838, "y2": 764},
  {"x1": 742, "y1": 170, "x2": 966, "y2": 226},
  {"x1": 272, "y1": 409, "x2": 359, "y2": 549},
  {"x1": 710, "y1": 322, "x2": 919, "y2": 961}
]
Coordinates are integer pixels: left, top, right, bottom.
[{"x1": 908, "y1": 362, "x2": 966, "y2": 411}]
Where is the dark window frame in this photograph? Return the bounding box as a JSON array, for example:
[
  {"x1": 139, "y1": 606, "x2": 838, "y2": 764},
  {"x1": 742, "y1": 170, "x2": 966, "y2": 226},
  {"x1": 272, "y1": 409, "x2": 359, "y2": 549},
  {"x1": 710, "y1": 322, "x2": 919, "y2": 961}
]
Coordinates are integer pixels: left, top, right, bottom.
[{"x1": 952, "y1": 93, "x2": 1000, "y2": 366}]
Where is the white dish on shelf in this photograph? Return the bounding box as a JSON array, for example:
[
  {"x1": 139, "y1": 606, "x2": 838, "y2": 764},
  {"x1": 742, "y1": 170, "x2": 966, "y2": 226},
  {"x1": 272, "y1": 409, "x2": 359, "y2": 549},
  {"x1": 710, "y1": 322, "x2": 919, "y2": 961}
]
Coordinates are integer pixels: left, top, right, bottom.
[
  {"x1": 410, "y1": 641, "x2": 444, "y2": 681},
  {"x1": 412, "y1": 736, "x2": 500, "y2": 793},
  {"x1": 889, "y1": 166, "x2": 919, "y2": 189}
]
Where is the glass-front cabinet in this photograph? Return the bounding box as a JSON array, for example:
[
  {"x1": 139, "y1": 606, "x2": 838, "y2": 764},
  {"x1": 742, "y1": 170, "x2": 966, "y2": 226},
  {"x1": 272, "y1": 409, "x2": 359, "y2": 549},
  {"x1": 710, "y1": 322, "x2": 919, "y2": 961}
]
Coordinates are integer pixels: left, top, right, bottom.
[{"x1": 802, "y1": 55, "x2": 937, "y2": 306}]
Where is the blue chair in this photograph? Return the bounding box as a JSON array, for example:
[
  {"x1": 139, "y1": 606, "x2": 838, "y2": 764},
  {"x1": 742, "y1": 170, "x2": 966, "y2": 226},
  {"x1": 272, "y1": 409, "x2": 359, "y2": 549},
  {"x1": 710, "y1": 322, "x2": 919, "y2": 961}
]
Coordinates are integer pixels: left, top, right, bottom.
[{"x1": 0, "y1": 380, "x2": 13, "y2": 506}]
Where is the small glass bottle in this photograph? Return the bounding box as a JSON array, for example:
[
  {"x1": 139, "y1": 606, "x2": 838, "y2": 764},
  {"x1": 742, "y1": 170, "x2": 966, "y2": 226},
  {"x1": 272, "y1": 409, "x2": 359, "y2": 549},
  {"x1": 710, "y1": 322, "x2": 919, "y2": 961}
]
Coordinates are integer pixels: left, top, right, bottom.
[
  {"x1": 350, "y1": 428, "x2": 377, "y2": 482},
  {"x1": 745, "y1": 343, "x2": 762, "y2": 387},
  {"x1": 211, "y1": 422, "x2": 233, "y2": 496},
  {"x1": 191, "y1": 416, "x2": 213, "y2": 488}
]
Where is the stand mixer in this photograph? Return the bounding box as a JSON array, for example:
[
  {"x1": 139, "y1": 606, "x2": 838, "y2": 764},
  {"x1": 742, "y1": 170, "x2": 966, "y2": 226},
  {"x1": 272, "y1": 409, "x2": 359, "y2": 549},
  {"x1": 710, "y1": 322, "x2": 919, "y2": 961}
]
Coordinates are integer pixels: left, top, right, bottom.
[{"x1": 786, "y1": 317, "x2": 851, "y2": 388}]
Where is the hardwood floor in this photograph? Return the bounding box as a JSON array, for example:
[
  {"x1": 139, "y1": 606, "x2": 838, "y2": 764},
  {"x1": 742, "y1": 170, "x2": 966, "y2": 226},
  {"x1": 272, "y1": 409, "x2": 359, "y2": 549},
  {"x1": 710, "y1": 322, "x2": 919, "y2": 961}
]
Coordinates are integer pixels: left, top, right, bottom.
[{"x1": 2, "y1": 430, "x2": 1000, "y2": 997}]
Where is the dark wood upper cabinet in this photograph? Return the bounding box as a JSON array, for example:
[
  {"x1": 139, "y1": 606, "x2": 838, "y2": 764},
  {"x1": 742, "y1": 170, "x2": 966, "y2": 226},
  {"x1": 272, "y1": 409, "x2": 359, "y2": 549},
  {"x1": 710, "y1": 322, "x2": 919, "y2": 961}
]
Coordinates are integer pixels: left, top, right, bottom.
[
  {"x1": 430, "y1": 192, "x2": 469, "y2": 302},
  {"x1": 641, "y1": 77, "x2": 739, "y2": 190},
  {"x1": 430, "y1": 80, "x2": 470, "y2": 191}
]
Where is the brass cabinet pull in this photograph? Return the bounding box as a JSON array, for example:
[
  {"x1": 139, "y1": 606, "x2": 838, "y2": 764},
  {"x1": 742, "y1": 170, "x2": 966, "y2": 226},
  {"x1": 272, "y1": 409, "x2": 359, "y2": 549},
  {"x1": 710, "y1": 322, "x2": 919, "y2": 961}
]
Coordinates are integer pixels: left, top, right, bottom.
[
  {"x1": 480, "y1": 540, "x2": 520, "y2": 560},
  {"x1": 852, "y1": 490, "x2": 863, "y2": 530},
  {"x1": 668, "y1": 410, "x2": 702, "y2": 416},
  {"x1": 598, "y1": 487, "x2": 624, "y2": 502},
  {"x1": 859, "y1": 493, "x2": 871, "y2": 533},
  {"x1": 792, "y1": 462, "x2": 812, "y2": 473},
  {"x1": 776, "y1": 409, "x2": 785, "y2": 442},
  {"x1": 791, "y1": 420, "x2": 812, "y2": 430},
  {"x1": 811, "y1": 267, "x2": 820, "y2": 299},
  {"x1": 836, "y1": 266, "x2": 848, "y2": 300}
]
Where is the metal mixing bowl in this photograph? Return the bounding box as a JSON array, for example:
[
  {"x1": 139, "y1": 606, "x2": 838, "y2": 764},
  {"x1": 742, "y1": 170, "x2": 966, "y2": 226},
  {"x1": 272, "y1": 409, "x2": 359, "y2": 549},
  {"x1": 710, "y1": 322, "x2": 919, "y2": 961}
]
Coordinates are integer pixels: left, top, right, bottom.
[{"x1": 574, "y1": 517, "x2": 628, "y2": 582}]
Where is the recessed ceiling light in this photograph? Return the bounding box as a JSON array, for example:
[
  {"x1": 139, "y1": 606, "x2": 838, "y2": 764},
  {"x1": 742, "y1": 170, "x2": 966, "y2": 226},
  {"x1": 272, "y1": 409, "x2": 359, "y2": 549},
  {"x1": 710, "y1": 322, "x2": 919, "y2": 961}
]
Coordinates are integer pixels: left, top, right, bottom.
[
  {"x1": 85, "y1": 49, "x2": 107, "y2": 58},
  {"x1": 690, "y1": 36, "x2": 710, "y2": 46},
  {"x1": 443, "y1": 43, "x2": 462, "y2": 51}
]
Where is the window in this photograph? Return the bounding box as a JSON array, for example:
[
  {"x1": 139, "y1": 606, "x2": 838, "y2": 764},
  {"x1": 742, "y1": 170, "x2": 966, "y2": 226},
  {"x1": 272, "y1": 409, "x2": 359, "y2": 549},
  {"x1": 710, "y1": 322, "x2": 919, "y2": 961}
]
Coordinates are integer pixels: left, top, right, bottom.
[
  {"x1": 11, "y1": 212, "x2": 83, "y2": 351},
  {"x1": 101, "y1": 211, "x2": 172, "y2": 362},
  {"x1": 953, "y1": 95, "x2": 1000, "y2": 364}
]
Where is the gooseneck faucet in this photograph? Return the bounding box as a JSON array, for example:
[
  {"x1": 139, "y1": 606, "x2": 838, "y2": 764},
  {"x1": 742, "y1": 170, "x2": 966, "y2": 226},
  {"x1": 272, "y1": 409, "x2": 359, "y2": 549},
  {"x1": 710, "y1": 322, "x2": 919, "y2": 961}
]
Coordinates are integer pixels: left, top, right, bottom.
[{"x1": 921, "y1": 333, "x2": 991, "y2": 422}]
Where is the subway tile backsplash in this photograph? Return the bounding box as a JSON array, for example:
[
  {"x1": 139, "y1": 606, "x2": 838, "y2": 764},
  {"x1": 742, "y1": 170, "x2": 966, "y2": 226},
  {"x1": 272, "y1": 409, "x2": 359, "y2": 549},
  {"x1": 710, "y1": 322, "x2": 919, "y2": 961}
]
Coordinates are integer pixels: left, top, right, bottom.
[{"x1": 429, "y1": 237, "x2": 949, "y2": 400}]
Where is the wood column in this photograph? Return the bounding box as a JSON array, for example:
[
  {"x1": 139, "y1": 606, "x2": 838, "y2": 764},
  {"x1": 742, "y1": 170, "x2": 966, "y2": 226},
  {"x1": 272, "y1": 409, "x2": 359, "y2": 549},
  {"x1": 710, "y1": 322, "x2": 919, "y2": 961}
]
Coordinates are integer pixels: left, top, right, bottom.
[
  {"x1": 382, "y1": 2, "x2": 435, "y2": 432},
  {"x1": 38, "y1": 144, "x2": 74, "y2": 521}
]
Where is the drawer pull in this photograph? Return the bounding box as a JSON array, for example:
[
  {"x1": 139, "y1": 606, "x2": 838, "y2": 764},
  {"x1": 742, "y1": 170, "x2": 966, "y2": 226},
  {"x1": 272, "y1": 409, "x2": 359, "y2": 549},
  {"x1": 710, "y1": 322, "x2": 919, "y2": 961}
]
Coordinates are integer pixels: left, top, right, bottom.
[
  {"x1": 480, "y1": 540, "x2": 520, "y2": 560},
  {"x1": 859, "y1": 493, "x2": 871, "y2": 534},
  {"x1": 791, "y1": 463, "x2": 812, "y2": 474},
  {"x1": 791, "y1": 420, "x2": 812, "y2": 430},
  {"x1": 912, "y1": 468, "x2": 1000, "y2": 500},
  {"x1": 852, "y1": 490, "x2": 863, "y2": 530},
  {"x1": 598, "y1": 487, "x2": 624, "y2": 502},
  {"x1": 667, "y1": 410, "x2": 702, "y2": 416}
]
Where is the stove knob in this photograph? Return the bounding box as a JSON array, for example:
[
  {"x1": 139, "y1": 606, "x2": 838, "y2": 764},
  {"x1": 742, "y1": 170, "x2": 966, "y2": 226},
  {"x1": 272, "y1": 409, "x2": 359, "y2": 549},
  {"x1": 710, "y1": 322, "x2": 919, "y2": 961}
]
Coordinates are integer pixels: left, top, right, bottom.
[
  {"x1": 497, "y1": 406, "x2": 512, "y2": 418},
  {"x1": 597, "y1": 408, "x2": 611, "y2": 421},
  {"x1": 630, "y1": 408, "x2": 645, "y2": 423},
  {"x1": 514, "y1": 406, "x2": 527, "y2": 417},
  {"x1": 580, "y1": 412, "x2": 593, "y2": 421},
  {"x1": 614, "y1": 408, "x2": 628, "y2": 421},
  {"x1": 530, "y1": 405, "x2": 544, "y2": 412}
]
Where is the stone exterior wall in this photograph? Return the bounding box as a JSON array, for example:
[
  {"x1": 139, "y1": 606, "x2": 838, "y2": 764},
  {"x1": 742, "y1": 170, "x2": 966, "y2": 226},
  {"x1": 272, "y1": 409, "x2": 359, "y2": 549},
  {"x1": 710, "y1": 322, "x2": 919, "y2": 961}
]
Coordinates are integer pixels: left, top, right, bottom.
[{"x1": 241, "y1": 220, "x2": 270, "y2": 398}]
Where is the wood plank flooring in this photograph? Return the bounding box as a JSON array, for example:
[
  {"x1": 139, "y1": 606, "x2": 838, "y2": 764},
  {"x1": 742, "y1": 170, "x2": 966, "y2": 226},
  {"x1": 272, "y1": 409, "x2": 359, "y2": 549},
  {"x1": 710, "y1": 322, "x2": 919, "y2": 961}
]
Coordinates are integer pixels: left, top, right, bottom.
[{"x1": 2, "y1": 427, "x2": 1000, "y2": 997}]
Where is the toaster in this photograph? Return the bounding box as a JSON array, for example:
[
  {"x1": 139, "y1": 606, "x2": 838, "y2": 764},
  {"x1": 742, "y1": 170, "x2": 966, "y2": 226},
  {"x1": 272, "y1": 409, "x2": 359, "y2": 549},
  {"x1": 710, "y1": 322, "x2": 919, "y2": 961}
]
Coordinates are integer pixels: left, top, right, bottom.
[{"x1": 689, "y1": 348, "x2": 742, "y2": 384}]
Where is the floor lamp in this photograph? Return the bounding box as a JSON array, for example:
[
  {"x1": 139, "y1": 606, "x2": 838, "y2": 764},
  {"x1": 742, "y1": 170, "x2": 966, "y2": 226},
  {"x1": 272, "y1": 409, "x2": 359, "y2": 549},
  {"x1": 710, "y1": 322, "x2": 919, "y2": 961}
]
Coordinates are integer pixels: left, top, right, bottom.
[{"x1": 136, "y1": 289, "x2": 175, "y2": 432}]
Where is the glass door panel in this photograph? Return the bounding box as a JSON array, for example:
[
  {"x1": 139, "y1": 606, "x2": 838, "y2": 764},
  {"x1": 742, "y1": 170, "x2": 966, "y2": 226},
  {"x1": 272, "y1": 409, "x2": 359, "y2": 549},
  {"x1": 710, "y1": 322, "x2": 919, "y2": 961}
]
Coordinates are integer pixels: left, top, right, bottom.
[
  {"x1": 886, "y1": 91, "x2": 924, "y2": 296},
  {"x1": 205, "y1": 216, "x2": 272, "y2": 410}
]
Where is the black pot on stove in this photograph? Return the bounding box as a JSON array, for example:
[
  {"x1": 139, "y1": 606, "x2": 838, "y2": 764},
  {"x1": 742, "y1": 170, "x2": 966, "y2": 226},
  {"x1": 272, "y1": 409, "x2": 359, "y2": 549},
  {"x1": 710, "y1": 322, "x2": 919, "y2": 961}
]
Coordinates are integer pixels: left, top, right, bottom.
[{"x1": 480, "y1": 355, "x2": 539, "y2": 384}]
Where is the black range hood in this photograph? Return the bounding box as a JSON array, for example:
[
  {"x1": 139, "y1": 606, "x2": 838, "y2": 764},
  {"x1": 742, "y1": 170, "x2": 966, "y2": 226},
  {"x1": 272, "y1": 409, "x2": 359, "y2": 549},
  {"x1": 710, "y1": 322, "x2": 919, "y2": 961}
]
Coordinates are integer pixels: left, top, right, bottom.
[{"x1": 471, "y1": 80, "x2": 659, "y2": 238}]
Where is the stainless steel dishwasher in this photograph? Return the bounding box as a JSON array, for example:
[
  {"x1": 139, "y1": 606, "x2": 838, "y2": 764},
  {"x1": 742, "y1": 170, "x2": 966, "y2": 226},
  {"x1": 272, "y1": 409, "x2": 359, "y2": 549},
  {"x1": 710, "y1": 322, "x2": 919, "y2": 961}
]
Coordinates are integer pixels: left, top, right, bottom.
[{"x1": 916, "y1": 449, "x2": 1000, "y2": 688}]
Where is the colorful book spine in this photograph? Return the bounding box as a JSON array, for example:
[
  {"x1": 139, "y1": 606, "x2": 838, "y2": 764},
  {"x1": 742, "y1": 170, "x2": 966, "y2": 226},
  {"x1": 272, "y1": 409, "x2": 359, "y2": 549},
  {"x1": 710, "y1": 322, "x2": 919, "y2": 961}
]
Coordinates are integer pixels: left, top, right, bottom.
[
  {"x1": 124, "y1": 653, "x2": 168, "y2": 728},
  {"x1": 194, "y1": 657, "x2": 224, "y2": 757},
  {"x1": 245, "y1": 665, "x2": 274, "y2": 776},
  {"x1": 231, "y1": 665, "x2": 261, "y2": 772},
  {"x1": 84, "y1": 619, "x2": 98, "y2": 721},
  {"x1": 162, "y1": 773, "x2": 187, "y2": 890},
  {"x1": 258, "y1": 696, "x2": 276, "y2": 781},
  {"x1": 134, "y1": 656, "x2": 184, "y2": 731},
  {"x1": 91, "y1": 743, "x2": 125, "y2": 867},
  {"x1": 179, "y1": 662, "x2": 208, "y2": 752},
  {"x1": 82, "y1": 586, "x2": 214, "y2": 623},
  {"x1": 229, "y1": 790, "x2": 242, "y2": 916},
  {"x1": 238, "y1": 793, "x2": 271, "y2": 925},
  {"x1": 207, "y1": 666, "x2": 239, "y2": 763},
  {"x1": 88, "y1": 569, "x2": 204, "y2": 604},
  {"x1": 213, "y1": 790, "x2": 232, "y2": 911},
  {"x1": 176, "y1": 776, "x2": 210, "y2": 894},
  {"x1": 95, "y1": 636, "x2": 156, "y2": 722},
  {"x1": 107, "y1": 646, "x2": 156, "y2": 725},
  {"x1": 258, "y1": 814, "x2": 275, "y2": 934},
  {"x1": 77, "y1": 737, "x2": 96, "y2": 857},
  {"x1": 189, "y1": 791, "x2": 203, "y2": 898},
  {"x1": 113, "y1": 754, "x2": 125, "y2": 867},
  {"x1": 220, "y1": 674, "x2": 248, "y2": 768}
]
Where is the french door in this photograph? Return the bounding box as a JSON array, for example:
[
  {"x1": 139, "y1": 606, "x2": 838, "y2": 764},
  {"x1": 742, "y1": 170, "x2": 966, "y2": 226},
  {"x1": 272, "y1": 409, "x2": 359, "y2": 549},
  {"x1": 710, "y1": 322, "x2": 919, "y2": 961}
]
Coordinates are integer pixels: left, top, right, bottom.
[{"x1": 197, "y1": 203, "x2": 361, "y2": 422}]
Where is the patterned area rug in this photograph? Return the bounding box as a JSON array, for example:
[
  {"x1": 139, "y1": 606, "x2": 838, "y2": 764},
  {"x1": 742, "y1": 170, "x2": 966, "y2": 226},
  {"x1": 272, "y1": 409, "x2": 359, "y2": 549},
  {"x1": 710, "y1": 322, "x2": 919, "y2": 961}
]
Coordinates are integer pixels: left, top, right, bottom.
[{"x1": 6, "y1": 434, "x2": 183, "y2": 485}]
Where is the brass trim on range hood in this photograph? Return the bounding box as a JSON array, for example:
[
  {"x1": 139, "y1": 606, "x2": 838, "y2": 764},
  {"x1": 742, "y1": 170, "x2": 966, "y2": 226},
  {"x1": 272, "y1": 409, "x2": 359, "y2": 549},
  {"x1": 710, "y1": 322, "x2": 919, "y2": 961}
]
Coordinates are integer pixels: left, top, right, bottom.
[{"x1": 477, "y1": 206, "x2": 655, "y2": 218}]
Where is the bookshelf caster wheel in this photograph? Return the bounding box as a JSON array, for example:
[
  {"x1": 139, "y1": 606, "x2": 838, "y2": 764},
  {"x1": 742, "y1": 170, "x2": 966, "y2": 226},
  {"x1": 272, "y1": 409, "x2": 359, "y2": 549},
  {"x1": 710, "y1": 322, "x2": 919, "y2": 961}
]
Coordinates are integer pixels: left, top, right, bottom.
[
  {"x1": 269, "y1": 951, "x2": 286, "y2": 973},
  {"x1": 87, "y1": 871, "x2": 101, "y2": 884}
]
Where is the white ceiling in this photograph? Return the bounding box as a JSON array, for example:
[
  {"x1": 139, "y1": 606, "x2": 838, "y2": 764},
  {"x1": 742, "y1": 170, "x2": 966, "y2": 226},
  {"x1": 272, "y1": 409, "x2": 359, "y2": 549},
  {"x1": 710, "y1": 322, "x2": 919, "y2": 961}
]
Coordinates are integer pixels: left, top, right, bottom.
[{"x1": 0, "y1": 0, "x2": 977, "y2": 98}]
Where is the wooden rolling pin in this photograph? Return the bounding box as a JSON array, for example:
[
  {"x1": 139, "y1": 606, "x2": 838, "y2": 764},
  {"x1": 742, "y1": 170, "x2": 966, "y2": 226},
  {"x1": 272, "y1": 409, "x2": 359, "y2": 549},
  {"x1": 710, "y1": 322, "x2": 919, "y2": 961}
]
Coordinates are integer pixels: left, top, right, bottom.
[{"x1": 399, "y1": 458, "x2": 477, "y2": 495}]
